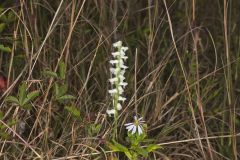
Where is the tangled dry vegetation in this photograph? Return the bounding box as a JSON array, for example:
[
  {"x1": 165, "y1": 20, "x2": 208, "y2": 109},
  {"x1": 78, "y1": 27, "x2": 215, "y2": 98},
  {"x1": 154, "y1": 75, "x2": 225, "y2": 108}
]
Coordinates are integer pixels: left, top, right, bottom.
[{"x1": 0, "y1": 0, "x2": 240, "y2": 159}]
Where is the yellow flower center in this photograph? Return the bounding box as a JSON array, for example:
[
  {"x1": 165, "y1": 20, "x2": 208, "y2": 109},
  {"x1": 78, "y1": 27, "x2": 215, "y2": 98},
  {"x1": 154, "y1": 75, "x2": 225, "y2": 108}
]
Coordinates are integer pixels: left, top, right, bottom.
[{"x1": 134, "y1": 119, "x2": 139, "y2": 126}]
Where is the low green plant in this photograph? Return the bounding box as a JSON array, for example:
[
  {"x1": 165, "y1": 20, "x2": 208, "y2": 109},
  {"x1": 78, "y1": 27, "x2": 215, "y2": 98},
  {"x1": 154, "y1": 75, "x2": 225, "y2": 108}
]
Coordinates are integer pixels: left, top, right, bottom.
[
  {"x1": 0, "y1": 111, "x2": 17, "y2": 139},
  {"x1": 85, "y1": 123, "x2": 102, "y2": 137},
  {"x1": 5, "y1": 82, "x2": 40, "y2": 110},
  {"x1": 43, "y1": 61, "x2": 76, "y2": 103},
  {"x1": 107, "y1": 128, "x2": 161, "y2": 160},
  {"x1": 43, "y1": 60, "x2": 79, "y2": 118},
  {"x1": 0, "y1": 7, "x2": 15, "y2": 53}
]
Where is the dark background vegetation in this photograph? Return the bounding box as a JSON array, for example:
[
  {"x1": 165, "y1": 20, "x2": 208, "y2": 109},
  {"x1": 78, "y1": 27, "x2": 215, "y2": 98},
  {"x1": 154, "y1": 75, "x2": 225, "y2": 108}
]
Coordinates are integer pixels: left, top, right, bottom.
[{"x1": 0, "y1": 0, "x2": 240, "y2": 159}]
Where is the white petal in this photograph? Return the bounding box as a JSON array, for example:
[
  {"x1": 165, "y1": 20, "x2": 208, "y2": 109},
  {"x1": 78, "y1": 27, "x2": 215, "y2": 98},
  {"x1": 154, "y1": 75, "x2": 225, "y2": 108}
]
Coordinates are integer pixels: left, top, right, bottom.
[
  {"x1": 120, "y1": 70, "x2": 126, "y2": 75},
  {"x1": 113, "y1": 41, "x2": 122, "y2": 47},
  {"x1": 111, "y1": 51, "x2": 120, "y2": 57},
  {"x1": 139, "y1": 120, "x2": 145, "y2": 123},
  {"x1": 121, "y1": 47, "x2": 128, "y2": 52},
  {"x1": 106, "y1": 109, "x2": 116, "y2": 116},
  {"x1": 118, "y1": 96, "x2": 126, "y2": 101},
  {"x1": 121, "y1": 56, "x2": 128, "y2": 60},
  {"x1": 131, "y1": 126, "x2": 137, "y2": 134},
  {"x1": 118, "y1": 86, "x2": 123, "y2": 94},
  {"x1": 119, "y1": 82, "x2": 128, "y2": 87},
  {"x1": 138, "y1": 117, "x2": 143, "y2": 121},
  {"x1": 138, "y1": 125, "x2": 143, "y2": 135},
  {"x1": 116, "y1": 103, "x2": 122, "y2": 110},
  {"x1": 109, "y1": 60, "x2": 118, "y2": 64},
  {"x1": 124, "y1": 123, "x2": 133, "y2": 126},
  {"x1": 134, "y1": 116, "x2": 137, "y2": 120},
  {"x1": 120, "y1": 50, "x2": 126, "y2": 56},
  {"x1": 110, "y1": 68, "x2": 120, "y2": 74},
  {"x1": 108, "y1": 89, "x2": 117, "y2": 94},
  {"x1": 118, "y1": 59, "x2": 124, "y2": 66},
  {"x1": 109, "y1": 77, "x2": 118, "y2": 83},
  {"x1": 119, "y1": 75, "x2": 125, "y2": 81},
  {"x1": 126, "y1": 124, "x2": 134, "y2": 131},
  {"x1": 120, "y1": 64, "x2": 128, "y2": 69}
]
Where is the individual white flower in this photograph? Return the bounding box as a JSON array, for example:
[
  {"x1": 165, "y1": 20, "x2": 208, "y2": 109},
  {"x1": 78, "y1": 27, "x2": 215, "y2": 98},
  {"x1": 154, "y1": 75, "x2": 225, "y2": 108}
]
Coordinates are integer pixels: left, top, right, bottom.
[
  {"x1": 109, "y1": 77, "x2": 118, "y2": 83},
  {"x1": 120, "y1": 50, "x2": 126, "y2": 56},
  {"x1": 121, "y1": 46, "x2": 128, "y2": 52},
  {"x1": 111, "y1": 51, "x2": 120, "y2": 57},
  {"x1": 118, "y1": 96, "x2": 126, "y2": 102},
  {"x1": 121, "y1": 56, "x2": 128, "y2": 60},
  {"x1": 108, "y1": 89, "x2": 117, "y2": 94},
  {"x1": 119, "y1": 82, "x2": 128, "y2": 87},
  {"x1": 109, "y1": 60, "x2": 119, "y2": 64},
  {"x1": 116, "y1": 103, "x2": 122, "y2": 110},
  {"x1": 110, "y1": 68, "x2": 120, "y2": 75},
  {"x1": 107, "y1": 109, "x2": 116, "y2": 116},
  {"x1": 124, "y1": 116, "x2": 145, "y2": 135},
  {"x1": 120, "y1": 64, "x2": 128, "y2": 69},
  {"x1": 119, "y1": 75, "x2": 125, "y2": 81},
  {"x1": 118, "y1": 86, "x2": 124, "y2": 94},
  {"x1": 113, "y1": 41, "x2": 122, "y2": 48}
]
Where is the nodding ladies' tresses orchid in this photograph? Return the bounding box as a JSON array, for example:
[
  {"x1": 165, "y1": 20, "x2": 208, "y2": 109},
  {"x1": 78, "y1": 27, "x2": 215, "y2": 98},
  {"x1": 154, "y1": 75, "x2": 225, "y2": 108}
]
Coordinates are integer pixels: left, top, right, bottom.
[{"x1": 107, "y1": 41, "x2": 128, "y2": 117}]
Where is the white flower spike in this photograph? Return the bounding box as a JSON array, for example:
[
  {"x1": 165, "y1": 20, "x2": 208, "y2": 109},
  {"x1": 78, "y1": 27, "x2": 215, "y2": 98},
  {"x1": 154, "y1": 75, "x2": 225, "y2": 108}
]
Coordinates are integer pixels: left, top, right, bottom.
[
  {"x1": 107, "y1": 41, "x2": 128, "y2": 116},
  {"x1": 124, "y1": 116, "x2": 145, "y2": 135}
]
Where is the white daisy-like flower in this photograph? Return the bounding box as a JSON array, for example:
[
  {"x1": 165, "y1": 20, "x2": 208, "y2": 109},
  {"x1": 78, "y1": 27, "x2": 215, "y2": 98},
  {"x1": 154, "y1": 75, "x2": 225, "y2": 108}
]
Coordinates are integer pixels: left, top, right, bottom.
[{"x1": 124, "y1": 116, "x2": 145, "y2": 135}]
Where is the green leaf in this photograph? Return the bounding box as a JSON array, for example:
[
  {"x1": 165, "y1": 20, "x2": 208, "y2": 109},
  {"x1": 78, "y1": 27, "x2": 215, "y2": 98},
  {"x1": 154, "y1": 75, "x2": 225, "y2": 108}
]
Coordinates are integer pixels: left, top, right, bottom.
[
  {"x1": 54, "y1": 83, "x2": 60, "y2": 97},
  {"x1": 0, "y1": 44, "x2": 11, "y2": 52},
  {"x1": 43, "y1": 70, "x2": 58, "y2": 78},
  {"x1": 106, "y1": 141, "x2": 121, "y2": 152},
  {"x1": 57, "y1": 95, "x2": 76, "y2": 101},
  {"x1": 5, "y1": 96, "x2": 19, "y2": 105},
  {"x1": 107, "y1": 140, "x2": 132, "y2": 159},
  {"x1": 133, "y1": 147, "x2": 148, "y2": 158},
  {"x1": 58, "y1": 84, "x2": 68, "y2": 97},
  {"x1": 59, "y1": 60, "x2": 66, "y2": 80},
  {"x1": 0, "y1": 23, "x2": 6, "y2": 33},
  {"x1": 18, "y1": 82, "x2": 27, "y2": 106},
  {"x1": 86, "y1": 124, "x2": 102, "y2": 136},
  {"x1": 22, "y1": 90, "x2": 40, "y2": 106},
  {"x1": 93, "y1": 124, "x2": 101, "y2": 133},
  {"x1": 64, "y1": 105, "x2": 80, "y2": 118},
  {"x1": 54, "y1": 83, "x2": 68, "y2": 98},
  {"x1": 146, "y1": 144, "x2": 161, "y2": 153}
]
